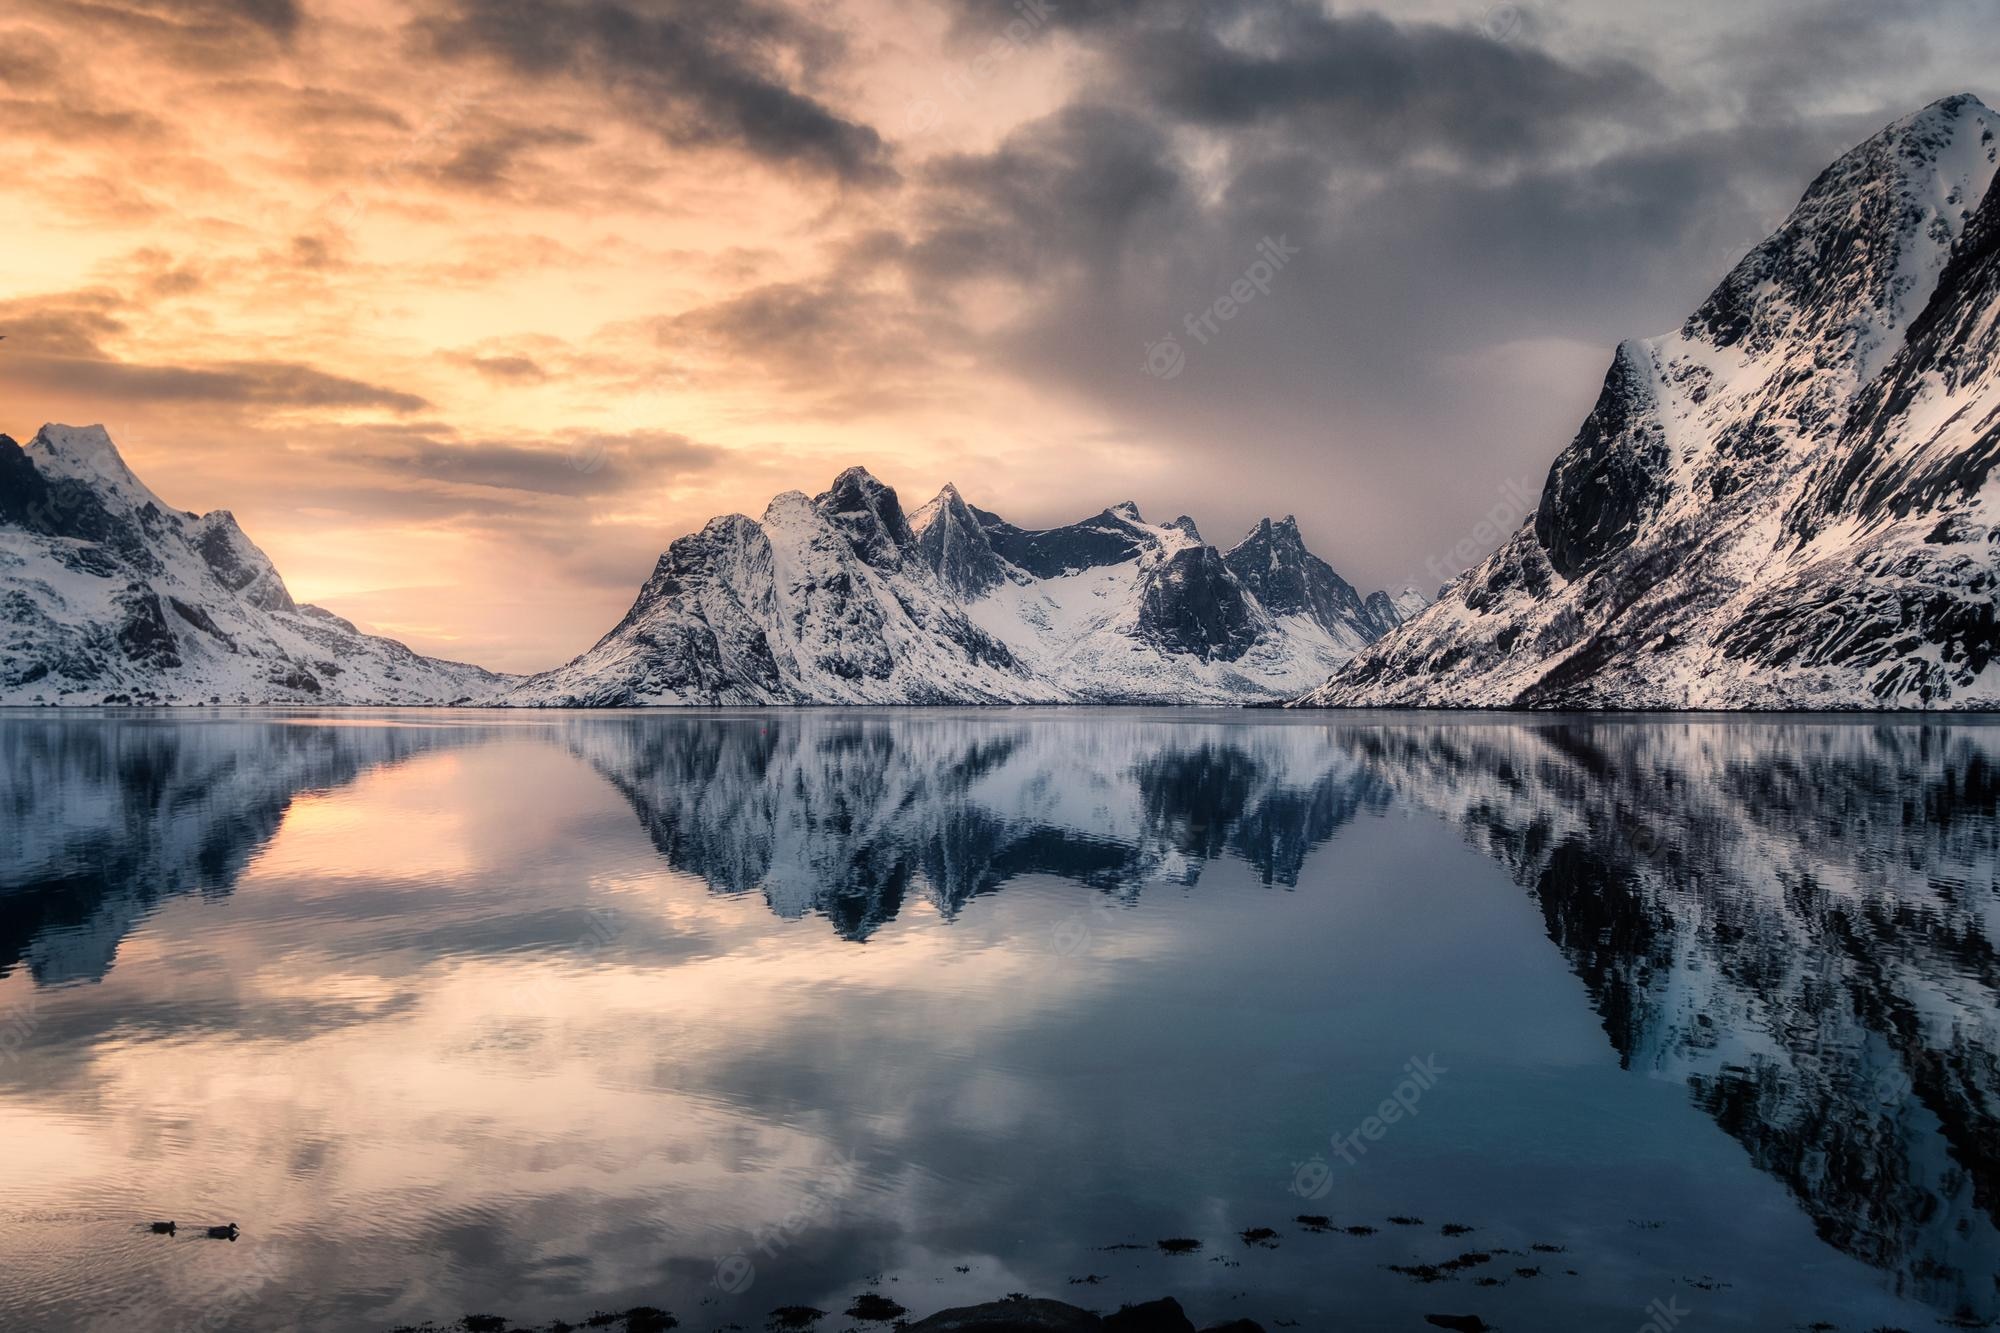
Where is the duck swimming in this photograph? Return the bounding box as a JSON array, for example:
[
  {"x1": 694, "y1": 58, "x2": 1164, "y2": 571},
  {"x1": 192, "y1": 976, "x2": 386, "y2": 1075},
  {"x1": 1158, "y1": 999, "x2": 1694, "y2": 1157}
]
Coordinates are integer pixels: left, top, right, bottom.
[
  {"x1": 149, "y1": 1221, "x2": 176, "y2": 1235},
  {"x1": 205, "y1": 1223, "x2": 239, "y2": 1241}
]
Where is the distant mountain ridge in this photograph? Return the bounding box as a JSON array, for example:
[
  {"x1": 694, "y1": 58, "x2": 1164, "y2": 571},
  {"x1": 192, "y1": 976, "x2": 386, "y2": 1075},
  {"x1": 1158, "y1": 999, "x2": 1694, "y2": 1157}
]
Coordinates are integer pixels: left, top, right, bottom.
[
  {"x1": 0, "y1": 429, "x2": 1417, "y2": 706},
  {"x1": 508, "y1": 467, "x2": 1422, "y2": 705},
  {"x1": 1296, "y1": 93, "x2": 2000, "y2": 710}
]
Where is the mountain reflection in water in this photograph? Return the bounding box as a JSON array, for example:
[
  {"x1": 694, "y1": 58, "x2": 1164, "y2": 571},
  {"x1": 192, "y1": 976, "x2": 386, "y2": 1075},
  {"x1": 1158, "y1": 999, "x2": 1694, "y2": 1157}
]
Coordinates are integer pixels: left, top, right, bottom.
[{"x1": 0, "y1": 710, "x2": 1994, "y2": 1329}]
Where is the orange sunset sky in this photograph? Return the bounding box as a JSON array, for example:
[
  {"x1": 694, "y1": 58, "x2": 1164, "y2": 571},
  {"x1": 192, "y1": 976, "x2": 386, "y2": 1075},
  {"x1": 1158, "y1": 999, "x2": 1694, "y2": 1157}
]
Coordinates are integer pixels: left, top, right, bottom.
[{"x1": 4, "y1": 0, "x2": 1993, "y2": 671}]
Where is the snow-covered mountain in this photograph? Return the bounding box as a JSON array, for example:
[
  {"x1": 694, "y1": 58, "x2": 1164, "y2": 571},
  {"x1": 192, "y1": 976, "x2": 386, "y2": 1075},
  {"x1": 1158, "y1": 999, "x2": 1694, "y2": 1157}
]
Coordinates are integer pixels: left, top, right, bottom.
[
  {"x1": 0, "y1": 424, "x2": 511, "y2": 705},
  {"x1": 1298, "y1": 94, "x2": 2000, "y2": 709},
  {"x1": 509, "y1": 468, "x2": 1418, "y2": 705}
]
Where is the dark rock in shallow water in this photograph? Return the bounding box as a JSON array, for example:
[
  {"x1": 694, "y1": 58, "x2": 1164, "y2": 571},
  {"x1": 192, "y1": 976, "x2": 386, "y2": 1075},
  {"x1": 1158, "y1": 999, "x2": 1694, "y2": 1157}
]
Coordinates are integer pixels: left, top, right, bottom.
[
  {"x1": 906, "y1": 1296, "x2": 1101, "y2": 1331},
  {"x1": 1102, "y1": 1299, "x2": 1196, "y2": 1333},
  {"x1": 845, "y1": 1293, "x2": 907, "y2": 1322}
]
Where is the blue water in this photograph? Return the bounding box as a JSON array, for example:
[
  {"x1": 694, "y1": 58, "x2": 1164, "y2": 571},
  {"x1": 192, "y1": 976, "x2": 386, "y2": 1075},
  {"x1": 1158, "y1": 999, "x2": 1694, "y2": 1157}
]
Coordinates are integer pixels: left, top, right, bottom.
[{"x1": 0, "y1": 710, "x2": 1994, "y2": 1332}]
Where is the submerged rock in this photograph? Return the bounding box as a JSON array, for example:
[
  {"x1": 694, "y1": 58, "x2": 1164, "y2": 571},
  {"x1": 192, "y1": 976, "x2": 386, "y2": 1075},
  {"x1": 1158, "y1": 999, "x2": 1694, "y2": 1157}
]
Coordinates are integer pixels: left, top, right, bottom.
[
  {"x1": 906, "y1": 1296, "x2": 1102, "y2": 1331},
  {"x1": 1103, "y1": 1299, "x2": 1196, "y2": 1333}
]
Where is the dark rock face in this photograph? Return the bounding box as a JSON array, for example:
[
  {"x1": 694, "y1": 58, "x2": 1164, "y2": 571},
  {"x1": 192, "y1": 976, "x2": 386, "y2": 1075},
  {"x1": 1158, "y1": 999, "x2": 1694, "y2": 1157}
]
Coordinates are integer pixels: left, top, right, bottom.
[
  {"x1": 816, "y1": 466, "x2": 914, "y2": 570},
  {"x1": 1686, "y1": 93, "x2": 1990, "y2": 363},
  {"x1": 1531, "y1": 342, "x2": 1669, "y2": 580},
  {"x1": 194, "y1": 513, "x2": 296, "y2": 612},
  {"x1": 1136, "y1": 546, "x2": 1260, "y2": 662},
  {"x1": 914, "y1": 484, "x2": 1010, "y2": 598},
  {"x1": 1362, "y1": 590, "x2": 1404, "y2": 635},
  {"x1": 1222, "y1": 516, "x2": 1378, "y2": 637},
  {"x1": 114, "y1": 587, "x2": 180, "y2": 669},
  {"x1": 977, "y1": 504, "x2": 1152, "y2": 578}
]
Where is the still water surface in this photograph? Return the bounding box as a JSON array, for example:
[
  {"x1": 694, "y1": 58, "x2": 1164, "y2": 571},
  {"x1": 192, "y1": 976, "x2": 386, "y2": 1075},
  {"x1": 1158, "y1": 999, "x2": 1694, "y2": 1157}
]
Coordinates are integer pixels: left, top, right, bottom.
[{"x1": 0, "y1": 710, "x2": 1995, "y2": 1331}]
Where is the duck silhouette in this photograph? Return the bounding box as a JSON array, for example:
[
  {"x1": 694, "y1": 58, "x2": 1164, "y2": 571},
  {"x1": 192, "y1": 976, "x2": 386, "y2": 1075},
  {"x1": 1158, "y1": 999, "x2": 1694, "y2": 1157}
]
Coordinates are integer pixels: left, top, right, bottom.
[
  {"x1": 205, "y1": 1223, "x2": 240, "y2": 1241},
  {"x1": 149, "y1": 1221, "x2": 176, "y2": 1235}
]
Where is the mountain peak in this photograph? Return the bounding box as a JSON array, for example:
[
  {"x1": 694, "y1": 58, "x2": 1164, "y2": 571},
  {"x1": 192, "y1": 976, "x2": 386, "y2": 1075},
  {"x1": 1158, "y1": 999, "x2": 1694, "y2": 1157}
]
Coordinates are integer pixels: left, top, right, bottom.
[
  {"x1": 1683, "y1": 92, "x2": 1998, "y2": 375},
  {"x1": 911, "y1": 483, "x2": 1007, "y2": 597},
  {"x1": 815, "y1": 466, "x2": 913, "y2": 568},
  {"x1": 911, "y1": 482, "x2": 975, "y2": 537},
  {"x1": 1107, "y1": 501, "x2": 1144, "y2": 524},
  {"x1": 29, "y1": 423, "x2": 169, "y2": 514}
]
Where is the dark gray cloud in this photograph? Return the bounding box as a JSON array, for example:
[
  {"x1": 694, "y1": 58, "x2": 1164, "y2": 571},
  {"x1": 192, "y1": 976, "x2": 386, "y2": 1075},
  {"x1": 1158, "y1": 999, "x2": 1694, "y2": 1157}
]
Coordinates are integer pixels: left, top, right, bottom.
[
  {"x1": 415, "y1": 0, "x2": 894, "y2": 184},
  {"x1": 1, "y1": 353, "x2": 431, "y2": 413},
  {"x1": 1100, "y1": 3, "x2": 1663, "y2": 166},
  {"x1": 349, "y1": 427, "x2": 720, "y2": 500},
  {"x1": 910, "y1": 104, "x2": 1193, "y2": 286},
  {"x1": 0, "y1": 290, "x2": 429, "y2": 412},
  {"x1": 437, "y1": 122, "x2": 594, "y2": 189},
  {"x1": 658, "y1": 276, "x2": 960, "y2": 406}
]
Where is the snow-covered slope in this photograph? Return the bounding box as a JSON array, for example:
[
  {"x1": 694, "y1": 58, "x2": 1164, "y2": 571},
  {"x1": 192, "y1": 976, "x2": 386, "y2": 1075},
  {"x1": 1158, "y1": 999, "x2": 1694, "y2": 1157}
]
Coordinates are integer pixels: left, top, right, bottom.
[
  {"x1": 511, "y1": 469, "x2": 1410, "y2": 705},
  {"x1": 1299, "y1": 94, "x2": 2000, "y2": 709},
  {"x1": 0, "y1": 424, "x2": 512, "y2": 705}
]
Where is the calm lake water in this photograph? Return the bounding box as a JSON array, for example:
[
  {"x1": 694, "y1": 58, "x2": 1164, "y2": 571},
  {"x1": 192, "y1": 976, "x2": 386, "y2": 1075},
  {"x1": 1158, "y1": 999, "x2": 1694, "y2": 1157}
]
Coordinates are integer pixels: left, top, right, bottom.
[{"x1": 0, "y1": 710, "x2": 1996, "y2": 1332}]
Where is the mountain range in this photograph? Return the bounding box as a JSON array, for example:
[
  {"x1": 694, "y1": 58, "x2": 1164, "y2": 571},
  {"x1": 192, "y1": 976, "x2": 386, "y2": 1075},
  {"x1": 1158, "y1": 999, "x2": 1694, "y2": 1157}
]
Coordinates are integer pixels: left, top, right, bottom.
[
  {"x1": 0, "y1": 426, "x2": 1421, "y2": 705},
  {"x1": 3, "y1": 94, "x2": 1998, "y2": 709}
]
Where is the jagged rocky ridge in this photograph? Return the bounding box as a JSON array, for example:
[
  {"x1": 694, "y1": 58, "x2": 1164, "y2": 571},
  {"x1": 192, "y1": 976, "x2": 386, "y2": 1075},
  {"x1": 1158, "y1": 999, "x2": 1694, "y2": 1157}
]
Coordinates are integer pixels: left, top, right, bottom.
[
  {"x1": 510, "y1": 469, "x2": 1420, "y2": 705},
  {"x1": 1299, "y1": 94, "x2": 2000, "y2": 709},
  {"x1": 0, "y1": 424, "x2": 511, "y2": 705}
]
